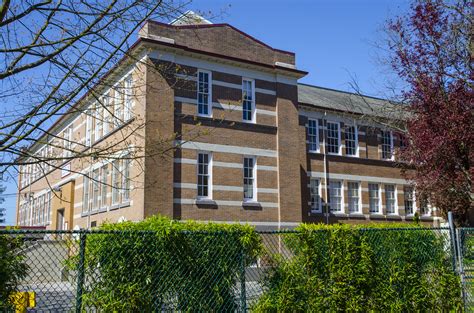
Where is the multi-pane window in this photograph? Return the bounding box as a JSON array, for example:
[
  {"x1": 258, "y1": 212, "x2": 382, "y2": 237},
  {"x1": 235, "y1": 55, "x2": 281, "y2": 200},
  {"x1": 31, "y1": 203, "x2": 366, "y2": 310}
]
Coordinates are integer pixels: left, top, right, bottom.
[
  {"x1": 103, "y1": 93, "x2": 110, "y2": 135},
  {"x1": 124, "y1": 75, "x2": 133, "y2": 121},
  {"x1": 242, "y1": 79, "x2": 255, "y2": 122},
  {"x1": 92, "y1": 168, "x2": 100, "y2": 211},
  {"x1": 95, "y1": 104, "x2": 103, "y2": 142},
  {"x1": 243, "y1": 156, "x2": 256, "y2": 201},
  {"x1": 112, "y1": 159, "x2": 121, "y2": 205},
  {"x1": 197, "y1": 152, "x2": 211, "y2": 199},
  {"x1": 100, "y1": 165, "x2": 108, "y2": 208},
  {"x1": 385, "y1": 185, "x2": 396, "y2": 214},
  {"x1": 63, "y1": 126, "x2": 72, "y2": 158},
  {"x1": 327, "y1": 122, "x2": 340, "y2": 154},
  {"x1": 345, "y1": 125, "x2": 357, "y2": 156},
  {"x1": 329, "y1": 181, "x2": 342, "y2": 212},
  {"x1": 122, "y1": 157, "x2": 131, "y2": 202},
  {"x1": 114, "y1": 87, "x2": 124, "y2": 126},
  {"x1": 307, "y1": 119, "x2": 319, "y2": 152},
  {"x1": 86, "y1": 111, "x2": 93, "y2": 146},
  {"x1": 404, "y1": 186, "x2": 414, "y2": 215},
  {"x1": 46, "y1": 191, "x2": 51, "y2": 224},
  {"x1": 381, "y1": 130, "x2": 393, "y2": 160},
  {"x1": 347, "y1": 182, "x2": 360, "y2": 213},
  {"x1": 309, "y1": 178, "x2": 321, "y2": 212},
  {"x1": 83, "y1": 175, "x2": 90, "y2": 214},
  {"x1": 369, "y1": 183, "x2": 380, "y2": 213},
  {"x1": 197, "y1": 71, "x2": 211, "y2": 116}
]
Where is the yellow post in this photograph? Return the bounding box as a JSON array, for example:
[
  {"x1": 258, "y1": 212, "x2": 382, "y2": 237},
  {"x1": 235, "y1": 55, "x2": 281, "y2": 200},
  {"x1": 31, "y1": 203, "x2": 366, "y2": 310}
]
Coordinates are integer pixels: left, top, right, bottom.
[{"x1": 9, "y1": 292, "x2": 35, "y2": 313}]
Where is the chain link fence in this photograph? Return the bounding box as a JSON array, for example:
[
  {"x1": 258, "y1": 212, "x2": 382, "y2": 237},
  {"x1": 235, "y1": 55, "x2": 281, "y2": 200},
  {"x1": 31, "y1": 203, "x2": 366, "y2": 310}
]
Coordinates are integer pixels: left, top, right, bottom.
[
  {"x1": 457, "y1": 228, "x2": 474, "y2": 311},
  {"x1": 0, "y1": 227, "x2": 471, "y2": 312}
]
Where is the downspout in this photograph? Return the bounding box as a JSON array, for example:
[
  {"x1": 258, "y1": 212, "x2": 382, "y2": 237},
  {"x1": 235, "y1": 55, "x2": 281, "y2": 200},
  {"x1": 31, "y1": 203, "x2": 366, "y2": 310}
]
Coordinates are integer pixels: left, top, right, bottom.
[{"x1": 323, "y1": 111, "x2": 329, "y2": 224}]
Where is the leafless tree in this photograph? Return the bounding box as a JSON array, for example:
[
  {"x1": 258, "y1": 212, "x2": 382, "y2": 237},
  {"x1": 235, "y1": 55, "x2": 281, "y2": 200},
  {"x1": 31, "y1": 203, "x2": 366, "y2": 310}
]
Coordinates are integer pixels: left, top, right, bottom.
[{"x1": 0, "y1": 1, "x2": 236, "y2": 204}]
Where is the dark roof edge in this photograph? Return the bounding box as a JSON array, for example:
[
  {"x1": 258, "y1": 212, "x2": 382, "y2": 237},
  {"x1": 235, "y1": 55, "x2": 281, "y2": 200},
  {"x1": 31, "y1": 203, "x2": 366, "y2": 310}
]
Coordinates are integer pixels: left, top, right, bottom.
[{"x1": 298, "y1": 82, "x2": 394, "y2": 103}]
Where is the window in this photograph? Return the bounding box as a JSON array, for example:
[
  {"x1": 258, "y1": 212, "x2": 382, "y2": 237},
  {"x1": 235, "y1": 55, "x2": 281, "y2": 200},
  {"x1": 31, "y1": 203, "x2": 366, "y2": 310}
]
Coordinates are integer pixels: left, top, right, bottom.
[
  {"x1": 243, "y1": 156, "x2": 256, "y2": 201},
  {"x1": 83, "y1": 175, "x2": 90, "y2": 214},
  {"x1": 327, "y1": 122, "x2": 340, "y2": 154},
  {"x1": 114, "y1": 86, "x2": 124, "y2": 126},
  {"x1": 124, "y1": 75, "x2": 133, "y2": 120},
  {"x1": 329, "y1": 181, "x2": 342, "y2": 212},
  {"x1": 103, "y1": 93, "x2": 111, "y2": 135},
  {"x1": 112, "y1": 159, "x2": 121, "y2": 205},
  {"x1": 369, "y1": 183, "x2": 381, "y2": 213},
  {"x1": 86, "y1": 111, "x2": 93, "y2": 146},
  {"x1": 309, "y1": 178, "x2": 321, "y2": 212},
  {"x1": 345, "y1": 125, "x2": 358, "y2": 156},
  {"x1": 404, "y1": 186, "x2": 414, "y2": 215},
  {"x1": 46, "y1": 191, "x2": 51, "y2": 224},
  {"x1": 197, "y1": 71, "x2": 211, "y2": 117},
  {"x1": 381, "y1": 130, "x2": 393, "y2": 160},
  {"x1": 242, "y1": 79, "x2": 255, "y2": 122},
  {"x1": 92, "y1": 168, "x2": 100, "y2": 211},
  {"x1": 63, "y1": 126, "x2": 72, "y2": 158},
  {"x1": 197, "y1": 152, "x2": 212, "y2": 199},
  {"x1": 385, "y1": 185, "x2": 396, "y2": 214},
  {"x1": 307, "y1": 119, "x2": 319, "y2": 152},
  {"x1": 122, "y1": 157, "x2": 131, "y2": 202},
  {"x1": 347, "y1": 182, "x2": 360, "y2": 213},
  {"x1": 95, "y1": 104, "x2": 103, "y2": 142},
  {"x1": 100, "y1": 165, "x2": 108, "y2": 208}
]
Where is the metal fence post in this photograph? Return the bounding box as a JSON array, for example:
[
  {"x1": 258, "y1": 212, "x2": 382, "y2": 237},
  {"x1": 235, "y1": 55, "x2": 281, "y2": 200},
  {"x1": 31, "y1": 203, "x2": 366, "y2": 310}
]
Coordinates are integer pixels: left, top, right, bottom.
[
  {"x1": 75, "y1": 232, "x2": 87, "y2": 313},
  {"x1": 448, "y1": 211, "x2": 457, "y2": 271},
  {"x1": 240, "y1": 246, "x2": 246, "y2": 313}
]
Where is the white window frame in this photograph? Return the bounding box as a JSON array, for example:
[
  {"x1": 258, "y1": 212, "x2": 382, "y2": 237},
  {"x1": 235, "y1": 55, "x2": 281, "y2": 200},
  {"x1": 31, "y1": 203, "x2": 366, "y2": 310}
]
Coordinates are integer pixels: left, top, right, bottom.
[
  {"x1": 326, "y1": 121, "x2": 341, "y2": 155},
  {"x1": 111, "y1": 159, "x2": 121, "y2": 205},
  {"x1": 309, "y1": 178, "x2": 322, "y2": 213},
  {"x1": 197, "y1": 152, "x2": 212, "y2": 200},
  {"x1": 85, "y1": 109, "x2": 93, "y2": 146},
  {"x1": 95, "y1": 103, "x2": 104, "y2": 142},
  {"x1": 63, "y1": 126, "x2": 73, "y2": 158},
  {"x1": 385, "y1": 184, "x2": 397, "y2": 215},
  {"x1": 307, "y1": 119, "x2": 319, "y2": 153},
  {"x1": 329, "y1": 180, "x2": 343, "y2": 212},
  {"x1": 368, "y1": 183, "x2": 382, "y2": 214},
  {"x1": 82, "y1": 174, "x2": 90, "y2": 214},
  {"x1": 344, "y1": 124, "x2": 359, "y2": 157},
  {"x1": 404, "y1": 186, "x2": 414, "y2": 215},
  {"x1": 197, "y1": 70, "x2": 212, "y2": 117},
  {"x1": 347, "y1": 181, "x2": 361, "y2": 213},
  {"x1": 242, "y1": 78, "x2": 256, "y2": 123},
  {"x1": 122, "y1": 156, "x2": 131, "y2": 203},
  {"x1": 381, "y1": 130, "x2": 394, "y2": 160},
  {"x1": 100, "y1": 164, "x2": 108, "y2": 209},
  {"x1": 91, "y1": 168, "x2": 101, "y2": 212},
  {"x1": 124, "y1": 75, "x2": 133, "y2": 121},
  {"x1": 243, "y1": 156, "x2": 257, "y2": 202},
  {"x1": 103, "y1": 92, "x2": 111, "y2": 135}
]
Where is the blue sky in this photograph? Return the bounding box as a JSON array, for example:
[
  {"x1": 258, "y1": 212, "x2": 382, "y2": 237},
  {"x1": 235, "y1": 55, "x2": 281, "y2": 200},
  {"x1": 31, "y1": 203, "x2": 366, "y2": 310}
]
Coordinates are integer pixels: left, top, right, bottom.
[{"x1": 1, "y1": 0, "x2": 410, "y2": 225}]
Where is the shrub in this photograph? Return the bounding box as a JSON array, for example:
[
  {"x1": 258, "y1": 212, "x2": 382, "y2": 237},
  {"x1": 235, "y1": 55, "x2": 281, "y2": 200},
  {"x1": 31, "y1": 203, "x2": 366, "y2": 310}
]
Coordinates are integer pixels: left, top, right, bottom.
[
  {"x1": 253, "y1": 223, "x2": 462, "y2": 312},
  {"x1": 70, "y1": 216, "x2": 261, "y2": 312},
  {"x1": 0, "y1": 233, "x2": 28, "y2": 310}
]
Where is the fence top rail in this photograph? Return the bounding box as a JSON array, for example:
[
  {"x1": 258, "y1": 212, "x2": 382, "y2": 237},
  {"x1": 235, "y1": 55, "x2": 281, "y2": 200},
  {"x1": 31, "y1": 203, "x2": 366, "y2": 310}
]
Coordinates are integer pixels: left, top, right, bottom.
[{"x1": 0, "y1": 226, "x2": 451, "y2": 235}]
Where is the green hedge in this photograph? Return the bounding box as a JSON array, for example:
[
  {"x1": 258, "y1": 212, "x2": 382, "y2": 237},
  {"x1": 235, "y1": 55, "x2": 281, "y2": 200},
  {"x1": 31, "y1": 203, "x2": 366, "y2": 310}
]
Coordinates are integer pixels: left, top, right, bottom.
[
  {"x1": 70, "y1": 216, "x2": 261, "y2": 312},
  {"x1": 0, "y1": 233, "x2": 28, "y2": 310},
  {"x1": 253, "y1": 223, "x2": 462, "y2": 312}
]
